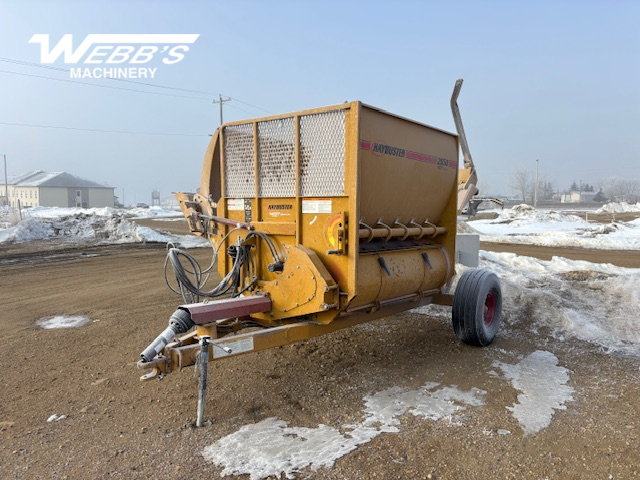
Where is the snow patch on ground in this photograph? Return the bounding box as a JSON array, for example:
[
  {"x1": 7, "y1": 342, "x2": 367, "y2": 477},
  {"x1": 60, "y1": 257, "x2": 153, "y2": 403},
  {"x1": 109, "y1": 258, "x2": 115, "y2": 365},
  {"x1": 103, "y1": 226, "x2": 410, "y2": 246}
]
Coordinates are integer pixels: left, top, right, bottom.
[
  {"x1": 204, "y1": 351, "x2": 574, "y2": 478},
  {"x1": 46, "y1": 414, "x2": 67, "y2": 423},
  {"x1": 135, "y1": 226, "x2": 206, "y2": 248},
  {"x1": 203, "y1": 382, "x2": 484, "y2": 479},
  {"x1": 37, "y1": 316, "x2": 92, "y2": 329},
  {"x1": 494, "y1": 351, "x2": 574, "y2": 435}
]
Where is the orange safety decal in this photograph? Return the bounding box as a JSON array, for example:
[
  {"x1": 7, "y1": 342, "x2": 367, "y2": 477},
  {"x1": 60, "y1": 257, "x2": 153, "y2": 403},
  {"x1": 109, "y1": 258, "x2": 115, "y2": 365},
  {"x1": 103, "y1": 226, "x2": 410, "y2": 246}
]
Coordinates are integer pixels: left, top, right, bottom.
[{"x1": 327, "y1": 215, "x2": 342, "y2": 248}]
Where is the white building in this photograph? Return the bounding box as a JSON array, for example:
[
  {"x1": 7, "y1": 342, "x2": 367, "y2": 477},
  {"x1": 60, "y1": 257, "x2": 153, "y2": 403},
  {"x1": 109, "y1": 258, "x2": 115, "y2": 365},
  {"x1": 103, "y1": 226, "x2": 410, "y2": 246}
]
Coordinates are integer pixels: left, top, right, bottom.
[
  {"x1": 560, "y1": 191, "x2": 597, "y2": 203},
  {"x1": 1, "y1": 171, "x2": 115, "y2": 208}
]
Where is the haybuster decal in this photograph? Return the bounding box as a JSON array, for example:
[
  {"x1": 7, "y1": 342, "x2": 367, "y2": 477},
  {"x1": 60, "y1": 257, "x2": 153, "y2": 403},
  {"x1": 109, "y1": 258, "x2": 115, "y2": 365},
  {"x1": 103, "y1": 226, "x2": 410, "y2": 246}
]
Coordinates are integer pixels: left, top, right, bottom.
[{"x1": 372, "y1": 142, "x2": 406, "y2": 158}]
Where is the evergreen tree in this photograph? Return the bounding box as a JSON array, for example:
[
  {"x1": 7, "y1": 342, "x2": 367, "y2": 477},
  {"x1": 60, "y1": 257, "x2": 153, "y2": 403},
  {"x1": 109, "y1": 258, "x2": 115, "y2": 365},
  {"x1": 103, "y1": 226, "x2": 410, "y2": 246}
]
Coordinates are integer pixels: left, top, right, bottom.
[{"x1": 593, "y1": 189, "x2": 607, "y2": 202}]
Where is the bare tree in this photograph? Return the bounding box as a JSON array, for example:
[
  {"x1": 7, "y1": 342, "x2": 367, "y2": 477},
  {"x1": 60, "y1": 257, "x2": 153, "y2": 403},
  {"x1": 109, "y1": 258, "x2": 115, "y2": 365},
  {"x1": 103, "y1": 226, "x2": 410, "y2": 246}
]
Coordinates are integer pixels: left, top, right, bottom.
[
  {"x1": 541, "y1": 179, "x2": 555, "y2": 200},
  {"x1": 509, "y1": 169, "x2": 532, "y2": 203},
  {"x1": 527, "y1": 172, "x2": 554, "y2": 202},
  {"x1": 476, "y1": 179, "x2": 491, "y2": 197},
  {"x1": 601, "y1": 177, "x2": 640, "y2": 203}
]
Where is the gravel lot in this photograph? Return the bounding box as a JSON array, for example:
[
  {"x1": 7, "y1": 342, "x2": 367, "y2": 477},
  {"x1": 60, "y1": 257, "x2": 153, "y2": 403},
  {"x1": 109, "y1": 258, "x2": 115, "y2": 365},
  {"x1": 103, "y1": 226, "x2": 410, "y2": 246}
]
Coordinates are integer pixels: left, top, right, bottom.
[{"x1": 1, "y1": 228, "x2": 639, "y2": 479}]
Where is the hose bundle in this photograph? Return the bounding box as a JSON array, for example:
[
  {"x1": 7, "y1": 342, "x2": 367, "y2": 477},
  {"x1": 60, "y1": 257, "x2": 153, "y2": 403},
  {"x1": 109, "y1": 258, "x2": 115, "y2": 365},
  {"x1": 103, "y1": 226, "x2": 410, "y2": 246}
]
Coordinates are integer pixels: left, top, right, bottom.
[{"x1": 164, "y1": 228, "x2": 282, "y2": 304}]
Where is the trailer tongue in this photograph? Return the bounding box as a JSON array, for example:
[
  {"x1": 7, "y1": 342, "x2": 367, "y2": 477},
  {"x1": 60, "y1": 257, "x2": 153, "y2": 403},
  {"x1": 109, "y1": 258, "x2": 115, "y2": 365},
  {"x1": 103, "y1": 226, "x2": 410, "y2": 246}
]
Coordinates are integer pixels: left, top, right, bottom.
[{"x1": 138, "y1": 79, "x2": 502, "y2": 425}]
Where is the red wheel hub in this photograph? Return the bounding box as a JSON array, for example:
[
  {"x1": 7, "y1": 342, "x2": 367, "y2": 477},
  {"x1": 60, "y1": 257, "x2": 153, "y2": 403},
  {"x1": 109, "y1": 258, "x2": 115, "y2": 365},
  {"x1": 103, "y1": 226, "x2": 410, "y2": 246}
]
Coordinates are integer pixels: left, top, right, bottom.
[{"x1": 484, "y1": 291, "x2": 497, "y2": 326}]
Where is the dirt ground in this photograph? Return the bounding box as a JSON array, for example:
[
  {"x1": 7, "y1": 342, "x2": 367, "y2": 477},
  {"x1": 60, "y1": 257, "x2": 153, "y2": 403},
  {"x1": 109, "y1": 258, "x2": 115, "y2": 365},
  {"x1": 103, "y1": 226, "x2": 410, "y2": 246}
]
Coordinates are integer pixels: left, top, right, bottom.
[{"x1": 1, "y1": 225, "x2": 639, "y2": 479}]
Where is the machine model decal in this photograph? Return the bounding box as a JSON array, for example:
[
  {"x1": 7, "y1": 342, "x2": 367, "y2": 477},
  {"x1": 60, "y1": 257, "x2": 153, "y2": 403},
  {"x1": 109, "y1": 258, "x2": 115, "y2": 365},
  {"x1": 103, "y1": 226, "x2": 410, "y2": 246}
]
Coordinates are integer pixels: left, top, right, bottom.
[{"x1": 360, "y1": 139, "x2": 456, "y2": 169}]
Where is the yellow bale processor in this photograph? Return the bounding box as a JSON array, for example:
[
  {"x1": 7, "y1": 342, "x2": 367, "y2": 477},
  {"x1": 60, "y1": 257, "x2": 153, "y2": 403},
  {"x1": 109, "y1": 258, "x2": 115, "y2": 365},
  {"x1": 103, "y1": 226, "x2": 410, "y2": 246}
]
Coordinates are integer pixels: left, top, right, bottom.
[{"x1": 138, "y1": 80, "x2": 502, "y2": 425}]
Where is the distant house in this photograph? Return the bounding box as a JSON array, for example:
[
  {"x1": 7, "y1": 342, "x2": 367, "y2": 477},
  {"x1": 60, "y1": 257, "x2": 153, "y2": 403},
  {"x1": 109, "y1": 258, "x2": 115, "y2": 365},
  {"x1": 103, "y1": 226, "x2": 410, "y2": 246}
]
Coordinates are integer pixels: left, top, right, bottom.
[
  {"x1": 560, "y1": 191, "x2": 597, "y2": 204},
  {"x1": 1, "y1": 171, "x2": 115, "y2": 208}
]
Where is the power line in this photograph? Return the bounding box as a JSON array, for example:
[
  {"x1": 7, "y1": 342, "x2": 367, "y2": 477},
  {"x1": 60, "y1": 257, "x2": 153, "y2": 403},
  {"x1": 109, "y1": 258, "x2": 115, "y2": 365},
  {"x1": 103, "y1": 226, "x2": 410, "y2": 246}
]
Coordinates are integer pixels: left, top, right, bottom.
[
  {"x1": 0, "y1": 68, "x2": 258, "y2": 116},
  {"x1": 0, "y1": 121, "x2": 209, "y2": 137},
  {"x1": 0, "y1": 56, "x2": 216, "y2": 96},
  {"x1": 0, "y1": 69, "x2": 212, "y2": 101},
  {"x1": 0, "y1": 57, "x2": 69, "y2": 73},
  {"x1": 0, "y1": 56, "x2": 275, "y2": 114},
  {"x1": 226, "y1": 96, "x2": 274, "y2": 115},
  {"x1": 220, "y1": 102, "x2": 258, "y2": 116}
]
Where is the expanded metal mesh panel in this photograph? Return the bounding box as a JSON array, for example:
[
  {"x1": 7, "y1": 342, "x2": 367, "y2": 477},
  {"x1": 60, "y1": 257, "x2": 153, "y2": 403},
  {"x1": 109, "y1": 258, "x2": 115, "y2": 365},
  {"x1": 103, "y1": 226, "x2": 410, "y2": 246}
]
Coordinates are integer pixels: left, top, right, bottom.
[
  {"x1": 299, "y1": 110, "x2": 346, "y2": 197},
  {"x1": 223, "y1": 123, "x2": 255, "y2": 198},
  {"x1": 258, "y1": 118, "x2": 295, "y2": 197}
]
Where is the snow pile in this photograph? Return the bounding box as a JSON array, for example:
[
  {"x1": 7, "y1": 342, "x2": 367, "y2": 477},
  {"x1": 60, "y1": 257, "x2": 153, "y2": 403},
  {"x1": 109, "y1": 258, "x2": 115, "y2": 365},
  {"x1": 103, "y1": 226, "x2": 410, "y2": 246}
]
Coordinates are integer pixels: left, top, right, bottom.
[
  {"x1": 494, "y1": 351, "x2": 574, "y2": 435},
  {"x1": 457, "y1": 220, "x2": 481, "y2": 234},
  {"x1": 418, "y1": 252, "x2": 640, "y2": 356},
  {"x1": 126, "y1": 205, "x2": 182, "y2": 218},
  {"x1": 580, "y1": 222, "x2": 620, "y2": 237},
  {"x1": 0, "y1": 213, "x2": 137, "y2": 243},
  {"x1": 0, "y1": 206, "x2": 30, "y2": 229},
  {"x1": 480, "y1": 251, "x2": 640, "y2": 356},
  {"x1": 471, "y1": 205, "x2": 640, "y2": 250},
  {"x1": 0, "y1": 211, "x2": 207, "y2": 248},
  {"x1": 29, "y1": 206, "x2": 120, "y2": 219},
  {"x1": 497, "y1": 204, "x2": 584, "y2": 224},
  {"x1": 203, "y1": 383, "x2": 485, "y2": 479},
  {"x1": 28, "y1": 205, "x2": 181, "y2": 220},
  {"x1": 595, "y1": 202, "x2": 640, "y2": 214},
  {"x1": 0, "y1": 217, "x2": 54, "y2": 243}
]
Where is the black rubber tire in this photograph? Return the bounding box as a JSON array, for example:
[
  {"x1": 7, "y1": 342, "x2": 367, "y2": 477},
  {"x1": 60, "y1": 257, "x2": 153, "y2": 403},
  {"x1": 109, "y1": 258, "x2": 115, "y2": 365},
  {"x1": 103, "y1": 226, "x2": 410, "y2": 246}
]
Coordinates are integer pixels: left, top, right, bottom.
[{"x1": 452, "y1": 269, "x2": 502, "y2": 347}]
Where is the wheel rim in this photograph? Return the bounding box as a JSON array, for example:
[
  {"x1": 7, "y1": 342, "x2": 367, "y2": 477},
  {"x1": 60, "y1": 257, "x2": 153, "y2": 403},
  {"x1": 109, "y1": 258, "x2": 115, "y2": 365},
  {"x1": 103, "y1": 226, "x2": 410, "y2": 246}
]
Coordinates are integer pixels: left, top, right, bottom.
[{"x1": 484, "y1": 291, "x2": 497, "y2": 327}]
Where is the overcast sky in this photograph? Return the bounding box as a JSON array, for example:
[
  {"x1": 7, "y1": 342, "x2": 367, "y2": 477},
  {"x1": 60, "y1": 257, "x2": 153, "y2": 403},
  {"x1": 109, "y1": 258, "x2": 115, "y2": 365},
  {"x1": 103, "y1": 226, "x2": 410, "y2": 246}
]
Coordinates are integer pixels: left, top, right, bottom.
[{"x1": 0, "y1": 0, "x2": 638, "y2": 204}]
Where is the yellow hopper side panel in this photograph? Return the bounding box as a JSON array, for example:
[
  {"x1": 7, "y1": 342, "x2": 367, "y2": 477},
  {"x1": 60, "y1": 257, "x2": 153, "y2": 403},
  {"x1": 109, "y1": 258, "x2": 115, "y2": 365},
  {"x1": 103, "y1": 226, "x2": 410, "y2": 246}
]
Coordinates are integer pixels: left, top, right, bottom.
[{"x1": 181, "y1": 101, "x2": 459, "y2": 323}]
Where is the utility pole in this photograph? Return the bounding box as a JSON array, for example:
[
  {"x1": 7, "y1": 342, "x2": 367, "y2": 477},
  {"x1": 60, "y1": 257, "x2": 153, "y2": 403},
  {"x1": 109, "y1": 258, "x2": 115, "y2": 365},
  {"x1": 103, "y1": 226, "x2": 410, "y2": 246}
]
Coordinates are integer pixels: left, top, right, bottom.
[
  {"x1": 534, "y1": 159, "x2": 539, "y2": 208},
  {"x1": 3, "y1": 154, "x2": 8, "y2": 207},
  {"x1": 212, "y1": 94, "x2": 231, "y2": 126}
]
